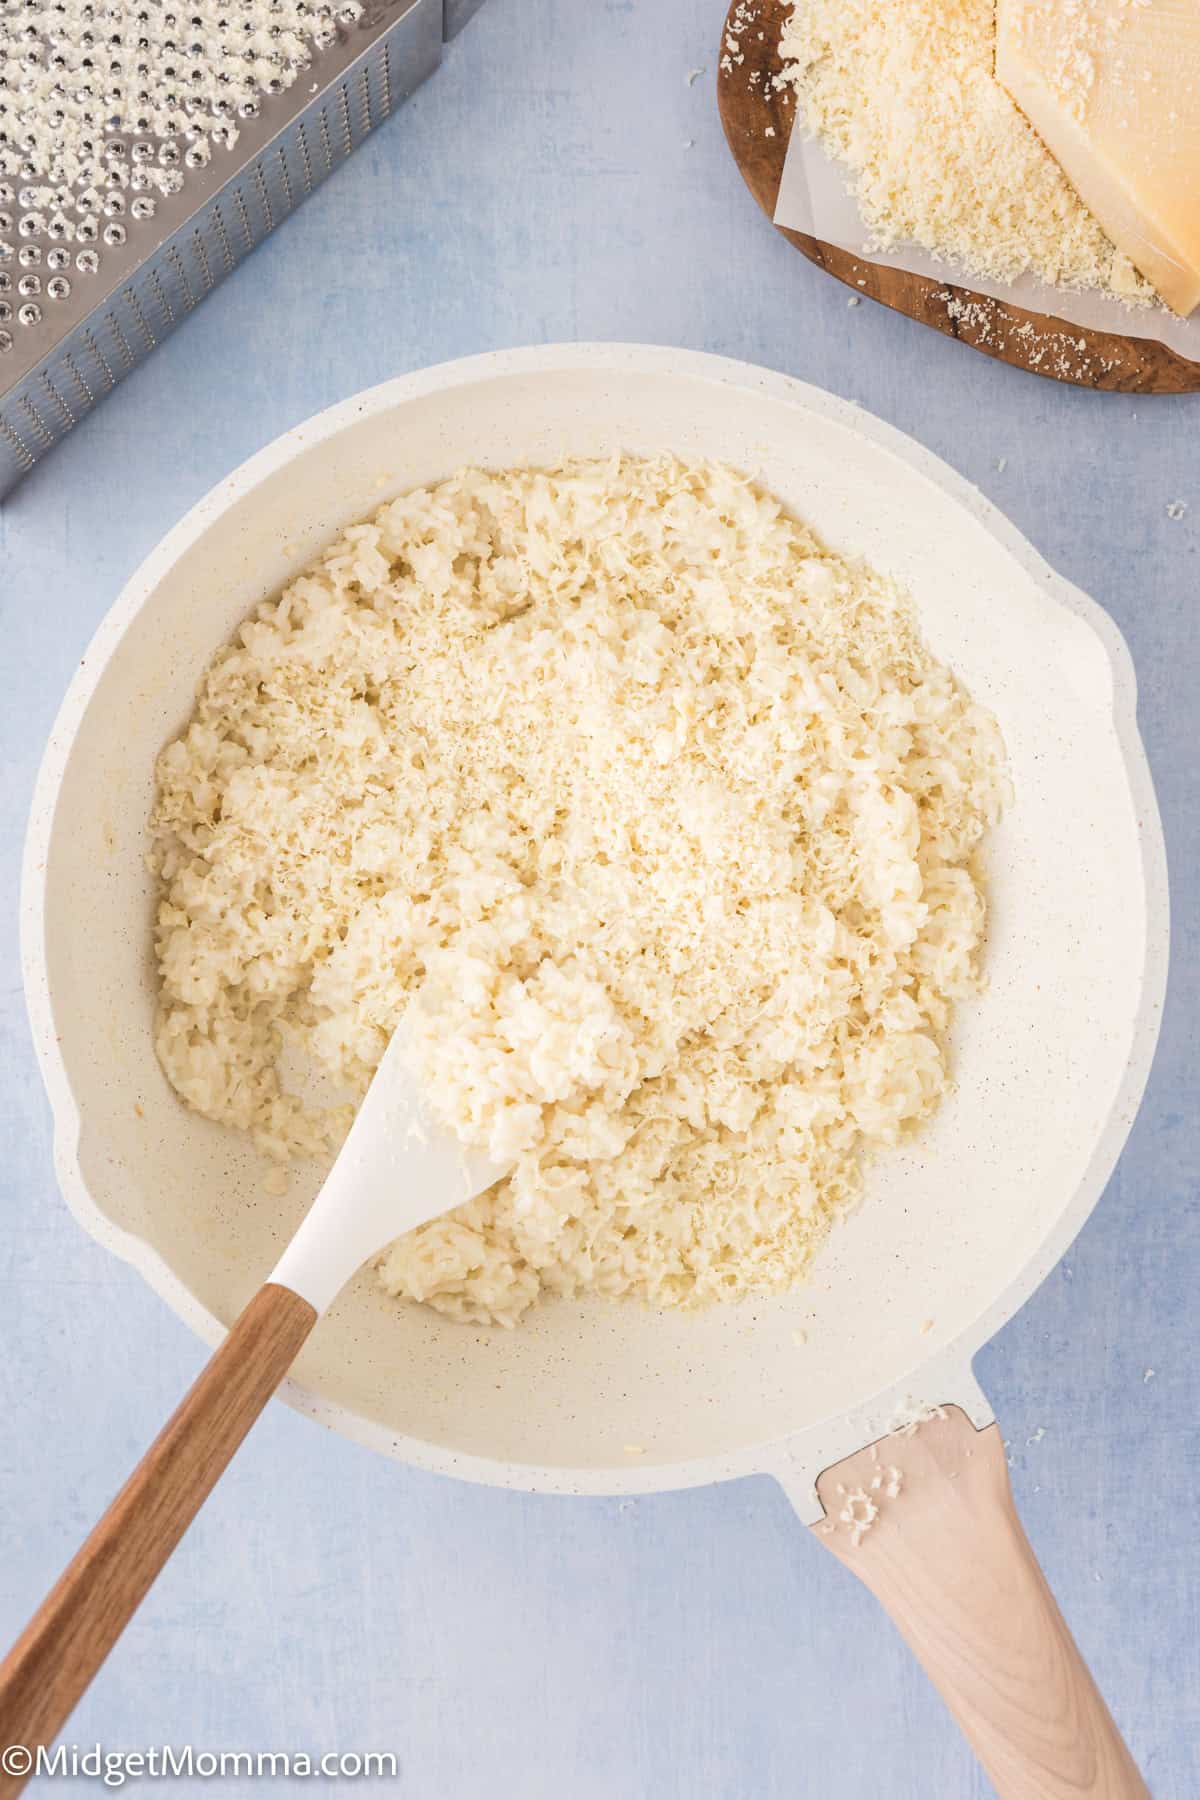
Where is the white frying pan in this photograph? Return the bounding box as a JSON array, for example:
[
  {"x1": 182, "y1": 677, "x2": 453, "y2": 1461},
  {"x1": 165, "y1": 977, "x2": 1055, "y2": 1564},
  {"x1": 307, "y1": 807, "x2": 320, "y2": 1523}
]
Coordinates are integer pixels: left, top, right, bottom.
[{"x1": 19, "y1": 347, "x2": 1167, "y2": 1795}]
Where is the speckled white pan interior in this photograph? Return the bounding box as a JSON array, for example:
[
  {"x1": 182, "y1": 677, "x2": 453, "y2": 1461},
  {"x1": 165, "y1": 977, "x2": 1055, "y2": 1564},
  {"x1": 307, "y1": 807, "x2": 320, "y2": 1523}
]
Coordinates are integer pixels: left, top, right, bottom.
[{"x1": 22, "y1": 347, "x2": 1167, "y2": 1521}]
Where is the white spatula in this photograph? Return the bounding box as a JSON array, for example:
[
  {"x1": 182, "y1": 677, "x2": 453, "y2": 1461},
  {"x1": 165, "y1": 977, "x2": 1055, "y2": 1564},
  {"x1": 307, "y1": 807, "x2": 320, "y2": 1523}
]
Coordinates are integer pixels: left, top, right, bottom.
[{"x1": 0, "y1": 1022, "x2": 508, "y2": 1786}]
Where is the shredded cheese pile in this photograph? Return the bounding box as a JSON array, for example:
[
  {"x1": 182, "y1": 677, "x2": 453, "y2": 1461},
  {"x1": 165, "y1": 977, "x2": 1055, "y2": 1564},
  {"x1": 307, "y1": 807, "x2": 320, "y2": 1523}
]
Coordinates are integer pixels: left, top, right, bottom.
[
  {"x1": 780, "y1": 0, "x2": 1151, "y2": 301},
  {"x1": 152, "y1": 456, "x2": 1007, "y2": 1327}
]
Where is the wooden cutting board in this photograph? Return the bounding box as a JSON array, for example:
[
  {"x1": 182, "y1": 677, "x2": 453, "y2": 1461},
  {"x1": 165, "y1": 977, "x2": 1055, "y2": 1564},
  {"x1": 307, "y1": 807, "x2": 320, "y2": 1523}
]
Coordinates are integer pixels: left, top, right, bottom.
[{"x1": 717, "y1": 0, "x2": 1200, "y2": 394}]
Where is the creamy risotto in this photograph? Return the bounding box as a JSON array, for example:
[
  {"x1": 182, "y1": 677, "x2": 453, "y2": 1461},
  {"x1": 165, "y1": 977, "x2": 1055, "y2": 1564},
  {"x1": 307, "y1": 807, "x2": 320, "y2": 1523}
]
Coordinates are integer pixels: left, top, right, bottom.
[{"x1": 151, "y1": 456, "x2": 1008, "y2": 1326}]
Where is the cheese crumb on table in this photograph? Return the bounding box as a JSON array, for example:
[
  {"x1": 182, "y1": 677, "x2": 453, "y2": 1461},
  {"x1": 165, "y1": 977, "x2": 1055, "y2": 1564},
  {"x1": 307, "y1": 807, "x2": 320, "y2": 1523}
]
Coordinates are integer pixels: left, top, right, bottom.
[
  {"x1": 151, "y1": 456, "x2": 1007, "y2": 1328},
  {"x1": 779, "y1": 0, "x2": 1153, "y2": 303}
]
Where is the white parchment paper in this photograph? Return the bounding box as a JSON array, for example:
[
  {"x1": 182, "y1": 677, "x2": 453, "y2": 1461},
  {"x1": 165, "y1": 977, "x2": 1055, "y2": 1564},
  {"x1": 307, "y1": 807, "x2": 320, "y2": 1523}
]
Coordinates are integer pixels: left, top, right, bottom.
[{"x1": 774, "y1": 120, "x2": 1200, "y2": 361}]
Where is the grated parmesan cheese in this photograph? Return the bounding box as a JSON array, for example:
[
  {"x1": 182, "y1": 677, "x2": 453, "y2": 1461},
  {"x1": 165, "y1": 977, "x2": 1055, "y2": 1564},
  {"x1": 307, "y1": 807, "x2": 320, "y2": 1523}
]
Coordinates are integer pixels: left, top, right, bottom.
[
  {"x1": 780, "y1": 0, "x2": 1152, "y2": 302},
  {"x1": 888, "y1": 1398, "x2": 949, "y2": 1437},
  {"x1": 151, "y1": 456, "x2": 1007, "y2": 1328}
]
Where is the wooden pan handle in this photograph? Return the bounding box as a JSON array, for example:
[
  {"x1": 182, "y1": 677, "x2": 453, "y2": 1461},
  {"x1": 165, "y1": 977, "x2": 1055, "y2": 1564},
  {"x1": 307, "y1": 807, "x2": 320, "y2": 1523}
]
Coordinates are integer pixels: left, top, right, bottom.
[
  {"x1": 811, "y1": 1407, "x2": 1148, "y2": 1799},
  {"x1": 0, "y1": 1283, "x2": 316, "y2": 1792}
]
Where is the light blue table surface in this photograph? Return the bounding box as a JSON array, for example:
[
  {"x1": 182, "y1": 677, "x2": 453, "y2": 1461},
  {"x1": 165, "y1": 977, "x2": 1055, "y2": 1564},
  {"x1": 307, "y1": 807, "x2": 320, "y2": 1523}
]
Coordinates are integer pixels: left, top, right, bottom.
[{"x1": 1, "y1": 3, "x2": 1196, "y2": 1794}]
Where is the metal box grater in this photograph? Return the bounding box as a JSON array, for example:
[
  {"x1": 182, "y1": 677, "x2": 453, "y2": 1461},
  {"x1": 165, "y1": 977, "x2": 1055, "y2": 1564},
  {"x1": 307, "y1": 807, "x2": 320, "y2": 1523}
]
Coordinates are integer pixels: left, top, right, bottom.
[{"x1": 0, "y1": 0, "x2": 485, "y2": 496}]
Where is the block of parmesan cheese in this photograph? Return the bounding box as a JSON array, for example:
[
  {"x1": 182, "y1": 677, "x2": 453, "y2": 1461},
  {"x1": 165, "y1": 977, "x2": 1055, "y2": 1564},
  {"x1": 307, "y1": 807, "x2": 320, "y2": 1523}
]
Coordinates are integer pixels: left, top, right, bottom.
[{"x1": 996, "y1": 0, "x2": 1200, "y2": 316}]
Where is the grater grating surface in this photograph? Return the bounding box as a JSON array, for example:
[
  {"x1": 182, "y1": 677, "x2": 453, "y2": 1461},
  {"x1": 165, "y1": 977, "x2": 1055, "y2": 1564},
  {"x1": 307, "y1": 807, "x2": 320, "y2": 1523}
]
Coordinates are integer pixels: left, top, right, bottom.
[{"x1": 0, "y1": 0, "x2": 483, "y2": 494}]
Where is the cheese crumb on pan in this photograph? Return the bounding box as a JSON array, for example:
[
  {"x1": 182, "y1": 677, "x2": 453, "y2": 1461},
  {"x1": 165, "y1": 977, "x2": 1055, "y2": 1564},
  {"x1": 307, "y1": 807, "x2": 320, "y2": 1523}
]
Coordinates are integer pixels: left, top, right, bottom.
[
  {"x1": 779, "y1": 0, "x2": 1151, "y2": 302},
  {"x1": 151, "y1": 456, "x2": 1008, "y2": 1327}
]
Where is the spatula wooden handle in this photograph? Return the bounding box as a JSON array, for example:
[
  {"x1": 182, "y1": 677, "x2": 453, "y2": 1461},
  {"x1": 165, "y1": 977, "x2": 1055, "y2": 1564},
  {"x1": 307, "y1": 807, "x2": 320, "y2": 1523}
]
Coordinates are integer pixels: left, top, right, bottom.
[
  {"x1": 0, "y1": 1283, "x2": 316, "y2": 1792},
  {"x1": 812, "y1": 1407, "x2": 1148, "y2": 1799}
]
